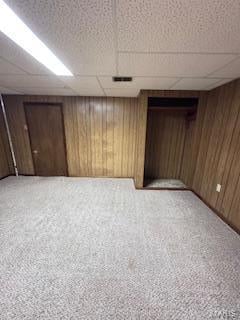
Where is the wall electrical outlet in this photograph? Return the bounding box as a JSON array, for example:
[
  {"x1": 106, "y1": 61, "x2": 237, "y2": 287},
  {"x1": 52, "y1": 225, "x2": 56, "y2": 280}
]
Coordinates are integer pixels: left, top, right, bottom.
[{"x1": 216, "y1": 184, "x2": 221, "y2": 192}]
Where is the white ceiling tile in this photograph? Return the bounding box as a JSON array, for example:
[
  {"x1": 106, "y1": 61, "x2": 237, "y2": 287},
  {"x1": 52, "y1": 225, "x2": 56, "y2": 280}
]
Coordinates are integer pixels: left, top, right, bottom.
[
  {"x1": 60, "y1": 76, "x2": 104, "y2": 96},
  {"x1": 0, "y1": 33, "x2": 51, "y2": 75},
  {"x1": 0, "y1": 75, "x2": 66, "y2": 89},
  {"x1": 104, "y1": 88, "x2": 139, "y2": 97},
  {"x1": 204, "y1": 78, "x2": 234, "y2": 90},
  {"x1": 5, "y1": 0, "x2": 116, "y2": 75},
  {"x1": 171, "y1": 78, "x2": 227, "y2": 90},
  {"x1": 1, "y1": 0, "x2": 239, "y2": 94},
  {"x1": 208, "y1": 57, "x2": 240, "y2": 78},
  {"x1": 10, "y1": 87, "x2": 76, "y2": 96},
  {"x1": 68, "y1": 88, "x2": 104, "y2": 96},
  {"x1": 0, "y1": 86, "x2": 22, "y2": 94},
  {"x1": 135, "y1": 77, "x2": 179, "y2": 90},
  {"x1": 0, "y1": 57, "x2": 27, "y2": 75},
  {"x1": 118, "y1": 53, "x2": 236, "y2": 77},
  {"x1": 117, "y1": 0, "x2": 240, "y2": 53},
  {"x1": 99, "y1": 76, "x2": 179, "y2": 90}
]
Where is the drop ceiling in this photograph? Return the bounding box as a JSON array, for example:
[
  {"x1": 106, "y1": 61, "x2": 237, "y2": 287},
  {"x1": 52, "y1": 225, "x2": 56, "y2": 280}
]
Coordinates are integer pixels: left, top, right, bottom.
[{"x1": 0, "y1": 0, "x2": 239, "y2": 97}]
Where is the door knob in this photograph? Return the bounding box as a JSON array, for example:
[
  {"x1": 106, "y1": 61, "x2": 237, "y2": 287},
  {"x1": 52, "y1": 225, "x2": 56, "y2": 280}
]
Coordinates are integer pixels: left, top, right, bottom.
[{"x1": 33, "y1": 150, "x2": 38, "y2": 154}]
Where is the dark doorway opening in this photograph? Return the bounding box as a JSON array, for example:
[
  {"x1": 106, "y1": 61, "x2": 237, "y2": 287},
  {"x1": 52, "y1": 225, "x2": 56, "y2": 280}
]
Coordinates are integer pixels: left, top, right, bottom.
[{"x1": 144, "y1": 97, "x2": 198, "y2": 189}]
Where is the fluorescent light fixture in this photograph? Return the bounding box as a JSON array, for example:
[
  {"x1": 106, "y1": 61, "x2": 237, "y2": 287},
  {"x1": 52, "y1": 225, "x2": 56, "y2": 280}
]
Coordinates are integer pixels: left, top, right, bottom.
[{"x1": 0, "y1": 0, "x2": 73, "y2": 76}]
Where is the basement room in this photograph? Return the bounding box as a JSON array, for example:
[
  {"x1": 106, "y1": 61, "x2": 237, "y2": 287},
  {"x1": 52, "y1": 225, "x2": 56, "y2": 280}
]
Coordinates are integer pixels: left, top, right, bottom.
[{"x1": 0, "y1": 1, "x2": 240, "y2": 319}]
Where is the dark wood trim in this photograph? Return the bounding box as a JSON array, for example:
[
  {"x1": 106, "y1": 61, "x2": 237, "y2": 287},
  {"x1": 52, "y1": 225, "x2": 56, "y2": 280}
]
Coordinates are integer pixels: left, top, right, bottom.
[
  {"x1": 0, "y1": 174, "x2": 36, "y2": 180},
  {"x1": 0, "y1": 174, "x2": 12, "y2": 180},
  {"x1": 23, "y1": 102, "x2": 62, "y2": 107},
  {"x1": 136, "y1": 187, "x2": 190, "y2": 191},
  {"x1": 142, "y1": 89, "x2": 200, "y2": 98},
  {"x1": 148, "y1": 107, "x2": 197, "y2": 113},
  {"x1": 60, "y1": 102, "x2": 69, "y2": 177},
  {"x1": 134, "y1": 180, "x2": 239, "y2": 235},
  {"x1": 23, "y1": 103, "x2": 35, "y2": 175},
  {"x1": 191, "y1": 189, "x2": 240, "y2": 235}
]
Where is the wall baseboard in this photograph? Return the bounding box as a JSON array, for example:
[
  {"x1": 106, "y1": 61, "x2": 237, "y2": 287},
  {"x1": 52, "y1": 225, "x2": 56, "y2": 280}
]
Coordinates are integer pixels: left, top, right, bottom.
[
  {"x1": 0, "y1": 174, "x2": 35, "y2": 179},
  {"x1": 0, "y1": 174, "x2": 12, "y2": 180},
  {"x1": 135, "y1": 187, "x2": 190, "y2": 191},
  {"x1": 190, "y1": 189, "x2": 240, "y2": 236},
  {"x1": 134, "y1": 182, "x2": 240, "y2": 236}
]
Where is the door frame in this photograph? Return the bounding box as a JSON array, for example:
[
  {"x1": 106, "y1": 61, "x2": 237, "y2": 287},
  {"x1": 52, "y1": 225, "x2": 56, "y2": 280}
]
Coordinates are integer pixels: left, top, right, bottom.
[
  {"x1": 143, "y1": 103, "x2": 198, "y2": 188},
  {"x1": 24, "y1": 102, "x2": 69, "y2": 177}
]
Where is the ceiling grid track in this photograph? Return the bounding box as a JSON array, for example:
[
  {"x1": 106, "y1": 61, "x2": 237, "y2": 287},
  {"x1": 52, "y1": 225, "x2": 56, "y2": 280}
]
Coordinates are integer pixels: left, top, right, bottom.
[{"x1": 0, "y1": 0, "x2": 239, "y2": 96}]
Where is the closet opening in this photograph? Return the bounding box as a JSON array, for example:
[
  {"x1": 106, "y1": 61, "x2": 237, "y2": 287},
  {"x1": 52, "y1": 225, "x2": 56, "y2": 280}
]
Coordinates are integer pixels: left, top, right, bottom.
[{"x1": 144, "y1": 97, "x2": 198, "y2": 189}]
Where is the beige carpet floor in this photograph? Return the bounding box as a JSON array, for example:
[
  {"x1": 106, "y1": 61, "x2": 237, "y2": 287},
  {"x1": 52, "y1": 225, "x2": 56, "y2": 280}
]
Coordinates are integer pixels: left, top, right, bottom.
[
  {"x1": 144, "y1": 179, "x2": 187, "y2": 189},
  {"x1": 0, "y1": 176, "x2": 239, "y2": 319}
]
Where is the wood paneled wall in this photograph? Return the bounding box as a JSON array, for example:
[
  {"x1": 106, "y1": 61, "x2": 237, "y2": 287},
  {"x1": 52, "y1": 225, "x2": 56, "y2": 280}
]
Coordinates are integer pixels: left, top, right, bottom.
[
  {"x1": 180, "y1": 92, "x2": 208, "y2": 186},
  {"x1": 2, "y1": 82, "x2": 240, "y2": 231},
  {"x1": 2, "y1": 92, "x2": 202, "y2": 185},
  {"x1": 63, "y1": 96, "x2": 138, "y2": 177},
  {"x1": 0, "y1": 107, "x2": 12, "y2": 178},
  {"x1": 3, "y1": 95, "x2": 138, "y2": 178},
  {"x1": 135, "y1": 90, "x2": 201, "y2": 188},
  {"x1": 4, "y1": 96, "x2": 34, "y2": 175},
  {"x1": 134, "y1": 92, "x2": 148, "y2": 188},
  {"x1": 145, "y1": 110, "x2": 187, "y2": 179},
  {"x1": 192, "y1": 79, "x2": 240, "y2": 230},
  {"x1": 133, "y1": 86, "x2": 240, "y2": 230}
]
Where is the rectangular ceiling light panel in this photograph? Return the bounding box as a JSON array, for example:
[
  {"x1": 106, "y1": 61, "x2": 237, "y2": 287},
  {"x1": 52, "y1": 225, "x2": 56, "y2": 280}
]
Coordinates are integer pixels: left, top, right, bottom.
[{"x1": 0, "y1": 0, "x2": 73, "y2": 76}]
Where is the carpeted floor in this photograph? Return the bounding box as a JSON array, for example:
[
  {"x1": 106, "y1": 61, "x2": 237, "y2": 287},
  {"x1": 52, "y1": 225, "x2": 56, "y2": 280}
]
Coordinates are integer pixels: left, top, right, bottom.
[
  {"x1": 0, "y1": 176, "x2": 240, "y2": 320},
  {"x1": 144, "y1": 179, "x2": 187, "y2": 189}
]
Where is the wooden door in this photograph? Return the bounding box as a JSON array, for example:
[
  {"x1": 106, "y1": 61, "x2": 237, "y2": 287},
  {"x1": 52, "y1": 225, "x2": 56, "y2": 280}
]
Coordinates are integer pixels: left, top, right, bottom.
[{"x1": 25, "y1": 103, "x2": 67, "y2": 176}]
